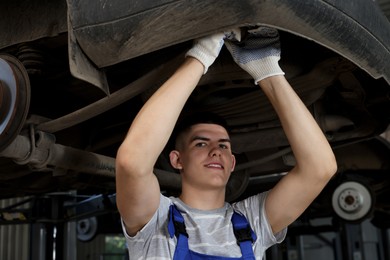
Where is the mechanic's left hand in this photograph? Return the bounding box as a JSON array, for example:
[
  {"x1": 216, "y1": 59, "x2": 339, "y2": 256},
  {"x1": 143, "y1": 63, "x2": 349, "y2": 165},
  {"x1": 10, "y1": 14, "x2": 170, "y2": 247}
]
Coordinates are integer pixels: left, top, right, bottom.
[{"x1": 225, "y1": 26, "x2": 284, "y2": 84}]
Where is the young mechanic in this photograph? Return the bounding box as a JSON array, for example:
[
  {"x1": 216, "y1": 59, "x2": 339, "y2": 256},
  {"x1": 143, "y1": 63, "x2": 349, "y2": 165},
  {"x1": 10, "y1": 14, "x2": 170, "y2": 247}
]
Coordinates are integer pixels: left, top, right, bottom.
[{"x1": 115, "y1": 27, "x2": 337, "y2": 259}]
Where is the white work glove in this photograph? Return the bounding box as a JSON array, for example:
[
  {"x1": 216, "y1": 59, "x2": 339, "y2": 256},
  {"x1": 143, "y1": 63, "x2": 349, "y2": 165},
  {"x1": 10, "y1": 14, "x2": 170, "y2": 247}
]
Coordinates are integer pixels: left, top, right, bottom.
[
  {"x1": 225, "y1": 26, "x2": 284, "y2": 84},
  {"x1": 186, "y1": 29, "x2": 241, "y2": 74}
]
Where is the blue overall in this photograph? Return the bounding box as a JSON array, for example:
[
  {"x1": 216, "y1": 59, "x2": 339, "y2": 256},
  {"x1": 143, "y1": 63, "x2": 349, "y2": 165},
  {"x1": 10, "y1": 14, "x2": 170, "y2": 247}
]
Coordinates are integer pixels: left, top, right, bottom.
[{"x1": 167, "y1": 204, "x2": 257, "y2": 260}]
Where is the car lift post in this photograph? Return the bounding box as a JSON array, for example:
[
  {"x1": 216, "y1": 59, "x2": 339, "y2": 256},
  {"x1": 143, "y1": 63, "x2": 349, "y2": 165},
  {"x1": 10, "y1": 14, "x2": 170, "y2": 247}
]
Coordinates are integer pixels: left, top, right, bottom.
[{"x1": 1, "y1": 193, "x2": 116, "y2": 260}]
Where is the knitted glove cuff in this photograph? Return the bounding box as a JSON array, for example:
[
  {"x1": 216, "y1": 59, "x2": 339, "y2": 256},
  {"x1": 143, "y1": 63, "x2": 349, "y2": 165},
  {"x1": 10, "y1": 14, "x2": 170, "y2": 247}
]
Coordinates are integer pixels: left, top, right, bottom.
[
  {"x1": 244, "y1": 56, "x2": 285, "y2": 84},
  {"x1": 185, "y1": 37, "x2": 223, "y2": 74}
]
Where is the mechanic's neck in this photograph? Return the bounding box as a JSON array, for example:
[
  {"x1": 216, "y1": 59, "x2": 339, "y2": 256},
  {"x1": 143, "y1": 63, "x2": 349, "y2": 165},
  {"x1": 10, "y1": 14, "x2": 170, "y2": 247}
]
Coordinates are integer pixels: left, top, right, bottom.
[{"x1": 179, "y1": 186, "x2": 226, "y2": 210}]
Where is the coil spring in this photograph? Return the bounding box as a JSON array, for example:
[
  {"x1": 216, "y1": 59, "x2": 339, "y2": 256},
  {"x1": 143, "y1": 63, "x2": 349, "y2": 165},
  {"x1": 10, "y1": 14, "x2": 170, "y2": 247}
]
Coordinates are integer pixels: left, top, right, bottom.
[{"x1": 17, "y1": 44, "x2": 44, "y2": 76}]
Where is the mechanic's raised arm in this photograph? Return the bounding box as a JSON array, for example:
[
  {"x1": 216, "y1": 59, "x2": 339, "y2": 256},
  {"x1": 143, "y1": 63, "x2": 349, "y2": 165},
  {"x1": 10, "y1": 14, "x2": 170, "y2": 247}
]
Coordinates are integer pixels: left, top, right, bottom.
[
  {"x1": 225, "y1": 27, "x2": 337, "y2": 234},
  {"x1": 115, "y1": 32, "x2": 233, "y2": 236},
  {"x1": 259, "y1": 75, "x2": 337, "y2": 234}
]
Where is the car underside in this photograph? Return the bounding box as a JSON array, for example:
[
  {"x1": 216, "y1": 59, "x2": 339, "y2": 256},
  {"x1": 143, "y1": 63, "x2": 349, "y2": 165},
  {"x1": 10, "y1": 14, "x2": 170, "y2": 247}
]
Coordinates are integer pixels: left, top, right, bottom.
[{"x1": 1, "y1": 0, "x2": 390, "y2": 226}]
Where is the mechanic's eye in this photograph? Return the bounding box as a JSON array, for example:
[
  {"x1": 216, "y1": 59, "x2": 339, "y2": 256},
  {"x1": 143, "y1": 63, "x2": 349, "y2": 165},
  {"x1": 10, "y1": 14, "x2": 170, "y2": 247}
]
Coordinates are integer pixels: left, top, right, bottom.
[
  {"x1": 219, "y1": 144, "x2": 229, "y2": 149},
  {"x1": 195, "y1": 142, "x2": 206, "y2": 147}
]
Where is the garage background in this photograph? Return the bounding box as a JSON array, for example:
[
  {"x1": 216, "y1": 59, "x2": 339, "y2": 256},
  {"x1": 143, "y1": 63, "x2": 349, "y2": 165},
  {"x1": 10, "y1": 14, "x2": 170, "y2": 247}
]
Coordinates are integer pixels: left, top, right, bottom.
[{"x1": 1, "y1": 0, "x2": 390, "y2": 259}]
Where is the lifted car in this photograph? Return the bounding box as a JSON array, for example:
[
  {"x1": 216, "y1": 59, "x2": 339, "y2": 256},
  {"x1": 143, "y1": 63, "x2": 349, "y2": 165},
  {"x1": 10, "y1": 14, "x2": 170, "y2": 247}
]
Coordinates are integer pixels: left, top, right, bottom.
[{"x1": 1, "y1": 0, "x2": 390, "y2": 226}]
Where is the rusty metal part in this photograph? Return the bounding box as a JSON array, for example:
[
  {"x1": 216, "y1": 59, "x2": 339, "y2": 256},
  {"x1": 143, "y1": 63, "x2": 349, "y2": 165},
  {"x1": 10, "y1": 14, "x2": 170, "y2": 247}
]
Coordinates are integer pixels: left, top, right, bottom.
[
  {"x1": 0, "y1": 54, "x2": 30, "y2": 152},
  {"x1": 0, "y1": 128, "x2": 182, "y2": 189},
  {"x1": 0, "y1": 129, "x2": 116, "y2": 177}
]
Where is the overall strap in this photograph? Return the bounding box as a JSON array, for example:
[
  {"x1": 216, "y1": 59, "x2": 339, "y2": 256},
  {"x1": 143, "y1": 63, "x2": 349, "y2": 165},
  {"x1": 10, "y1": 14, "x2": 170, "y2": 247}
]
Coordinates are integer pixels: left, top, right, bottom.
[
  {"x1": 231, "y1": 212, "x2": 257, "y2": 260},
  {"x1": 168, "y1": 204, "x2": 190, "y2": 259}
]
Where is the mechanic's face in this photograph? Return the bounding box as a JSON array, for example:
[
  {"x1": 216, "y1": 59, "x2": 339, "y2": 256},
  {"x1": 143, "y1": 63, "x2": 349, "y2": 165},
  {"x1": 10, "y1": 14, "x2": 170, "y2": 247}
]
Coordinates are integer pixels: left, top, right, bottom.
[{"x1": 169, "y1": 123, "x2": 236, "y2": 190}]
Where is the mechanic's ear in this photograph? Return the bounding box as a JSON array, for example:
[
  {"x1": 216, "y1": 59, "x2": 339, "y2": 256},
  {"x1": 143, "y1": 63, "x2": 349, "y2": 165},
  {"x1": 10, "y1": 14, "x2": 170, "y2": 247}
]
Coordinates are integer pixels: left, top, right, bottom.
[
  {"x1": 230, "y1": 154, "x2": 236, "y2": 172},
  {"x1": 169, "y1": 150, "x2": 182, "y2": 170}
]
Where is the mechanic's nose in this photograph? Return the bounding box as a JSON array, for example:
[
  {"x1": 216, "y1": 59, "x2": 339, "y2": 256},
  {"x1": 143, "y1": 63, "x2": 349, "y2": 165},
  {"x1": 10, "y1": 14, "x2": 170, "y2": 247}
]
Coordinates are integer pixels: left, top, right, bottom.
[{"x1": 209, "y1": 146, "x2": 222, "y2": 157}]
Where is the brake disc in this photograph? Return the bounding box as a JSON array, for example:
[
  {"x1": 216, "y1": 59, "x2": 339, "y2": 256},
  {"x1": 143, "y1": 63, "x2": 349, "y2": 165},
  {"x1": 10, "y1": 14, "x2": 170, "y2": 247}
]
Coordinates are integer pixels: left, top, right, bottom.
[
  {"x1": 0, "y1": 54, "x2": 30, "y2": 152},
  {"x1": 77, "y1": 217, "x2": 98, "y2": 242},
  {"x1": 332, "y1": 180, "x2": 373, "y2": 222}
]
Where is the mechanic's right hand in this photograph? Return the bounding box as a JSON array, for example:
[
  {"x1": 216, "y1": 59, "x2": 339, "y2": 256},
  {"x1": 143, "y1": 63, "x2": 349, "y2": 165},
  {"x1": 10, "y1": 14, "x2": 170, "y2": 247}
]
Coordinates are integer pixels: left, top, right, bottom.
[
  {"x1": 225, "y1": 26, "x2": 285, "y2": 84},
  {"x1": 186, "y1": 29, "x2": 240, "y2": 74}
]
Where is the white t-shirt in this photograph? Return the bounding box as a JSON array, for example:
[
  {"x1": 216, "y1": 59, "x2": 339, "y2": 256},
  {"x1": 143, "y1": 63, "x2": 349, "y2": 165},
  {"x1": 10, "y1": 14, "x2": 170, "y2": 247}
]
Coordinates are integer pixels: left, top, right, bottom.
[{"x1": 122, "y1": 191, "x2": 286, "y2": 259}]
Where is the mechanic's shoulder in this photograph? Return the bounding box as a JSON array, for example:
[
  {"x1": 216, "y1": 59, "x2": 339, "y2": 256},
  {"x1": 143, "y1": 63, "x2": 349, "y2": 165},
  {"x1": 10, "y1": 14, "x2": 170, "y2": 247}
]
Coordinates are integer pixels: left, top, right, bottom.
[{"x1": 232, "y1": 192, "x2": 269, "y2": 213}]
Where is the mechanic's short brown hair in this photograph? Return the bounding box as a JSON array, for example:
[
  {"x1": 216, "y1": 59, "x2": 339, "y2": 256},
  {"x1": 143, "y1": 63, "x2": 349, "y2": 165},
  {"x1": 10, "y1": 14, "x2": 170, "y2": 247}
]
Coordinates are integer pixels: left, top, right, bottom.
[{"x1": 171, "y1": 112, "x2": 230, "y2": 150}]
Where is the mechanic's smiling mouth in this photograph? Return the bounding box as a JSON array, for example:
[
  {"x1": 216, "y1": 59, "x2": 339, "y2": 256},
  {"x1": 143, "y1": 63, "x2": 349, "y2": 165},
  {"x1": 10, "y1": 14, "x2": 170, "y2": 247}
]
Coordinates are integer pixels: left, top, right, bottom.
[{"x1": 205, "y1": 163, "x2": 224, "y2": 169}]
